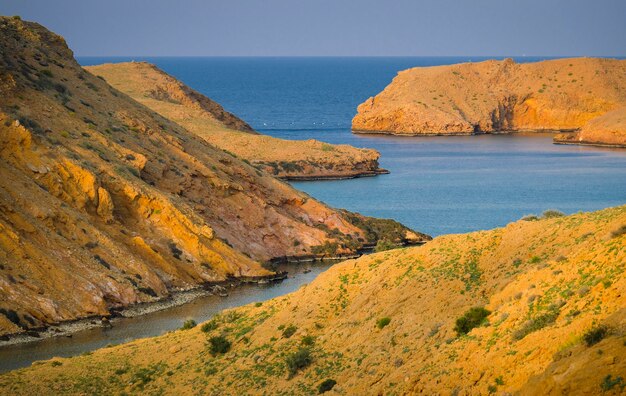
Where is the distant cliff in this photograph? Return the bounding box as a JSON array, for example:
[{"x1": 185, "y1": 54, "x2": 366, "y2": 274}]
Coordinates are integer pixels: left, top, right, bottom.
[
  {"x1": 87, "y1": 62, "x2": 387, "y2": 180},
  {"x1": 353, "y1": 58, "x2": 626, "y2": 147}
]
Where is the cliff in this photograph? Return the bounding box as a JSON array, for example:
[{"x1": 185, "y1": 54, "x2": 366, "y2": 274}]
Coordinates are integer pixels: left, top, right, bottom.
[
  {"x1": 2, "y1": 206, "x2": 623, "y2": 394},
  {"x1": 353, "y1": 57, "x2": 626, "y2": 147},
  {"x1": 0, "y1": 17, "x2": 427, "y2": 336},
  {"x1": 86, "y1": 62, "x2": 387, "y2": 180}
]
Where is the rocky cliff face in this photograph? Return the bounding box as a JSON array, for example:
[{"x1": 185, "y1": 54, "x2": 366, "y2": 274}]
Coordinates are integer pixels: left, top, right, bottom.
[
  {"x1": 86, "y1": 62, "x2": 387, "y2": 180},
  {"x1": 2, "y1": 206, "x2": 623, "y2": 394},
  {"x1": 0, "y1": 17, "x2": 426, "y2": 336},
  {"x1": 353, "y1": 58, "x2": 626, "y2": 147}
]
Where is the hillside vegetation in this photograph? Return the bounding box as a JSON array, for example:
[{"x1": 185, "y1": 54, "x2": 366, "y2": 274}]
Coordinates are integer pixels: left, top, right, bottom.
[{"x1": 2, "y1": 206, "x2": 624, "y2": 395}]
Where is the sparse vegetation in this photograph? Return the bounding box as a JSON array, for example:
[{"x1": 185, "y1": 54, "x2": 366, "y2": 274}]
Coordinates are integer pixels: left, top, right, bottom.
[
  {"x1": 513, "y1": 307, "x2": 560, "y2": 340},
  {"x1": 180, "y1": 319, "x2": 196, "y2": 330},
  {"x1": 318, "y1": 379, "x2": 337, "y2": 394},
  {"x1": 454, "y1": 307, "x2": 491, "y2": 336},
  {"x1": 208, "y1": 336, "x2": 231, "y2": 355},
  {"x1": 285, "y1": 347, "x2": 312, "y2": 378},
  {"x1": 583, "y1": 325, "x2": 608, "y2": 346},
  {"x1": 601, "y1": 375, "x2": 624, "y2": 392},
  {"x1": 542, "y1": 209, "x2": 565, "y2": 218},
  {"x1": 610, "y1": 224, "x2": 626, "y2": 238},
  {"x1": 201, "y1": 320, "x2": 219, "y2": 333},
  {"x1": 376, "y1": 317, "x2": 391, "y2": 329},
  {"x1": 282, "y1": 324, "x2": 297, "y2": 338}
]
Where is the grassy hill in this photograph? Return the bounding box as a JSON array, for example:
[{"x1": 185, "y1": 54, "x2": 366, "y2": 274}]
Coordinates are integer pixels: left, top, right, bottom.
[{"x1": 2, "y1": 206, "x2": 624, "y2": 394}]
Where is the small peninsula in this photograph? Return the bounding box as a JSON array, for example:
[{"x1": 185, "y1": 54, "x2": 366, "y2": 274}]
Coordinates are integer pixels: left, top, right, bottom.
[
  {"x1": 87, "y1": 62, "x2": 388, "y2": 180},
  {"x1": 352, "y1": 57, "x2": 626, "y2": 147}
]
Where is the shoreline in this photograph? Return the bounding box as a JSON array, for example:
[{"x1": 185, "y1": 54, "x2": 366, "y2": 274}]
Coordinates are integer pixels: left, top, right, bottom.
[
  {"x1": 0, "y1": 251, "x2": 388, "y2": 347},
  {"x1": 280, "y1": 168, "x2": 389, "y2": 181}
]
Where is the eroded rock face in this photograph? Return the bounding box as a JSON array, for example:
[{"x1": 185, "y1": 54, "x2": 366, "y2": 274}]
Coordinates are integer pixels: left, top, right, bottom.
[
  {"x1": 353, "y1": 58, "x2": 626, "y2": 147},
  {"x1": 86, "y1": 62, "x2": 387, "y2": 179},
  {"x1": 0, "y1": 17, "x2": 426, "y2": 335}
]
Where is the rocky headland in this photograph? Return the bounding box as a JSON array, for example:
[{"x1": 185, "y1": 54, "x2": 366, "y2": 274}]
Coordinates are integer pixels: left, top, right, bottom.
[
  {"x1": 353, "y1": 57, "x2": 626, "y2": 147},
  {"x1": 86, "y1": 62, "x2": 387, "y2": 180},
  {"x1": 0, "y1": 17, "x2": 428, "y2": 337}
]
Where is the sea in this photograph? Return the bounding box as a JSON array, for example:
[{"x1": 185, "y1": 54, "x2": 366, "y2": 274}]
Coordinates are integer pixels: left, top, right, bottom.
[{"x1": 79, "y1": 56, "x2": 626, "y2": 236}]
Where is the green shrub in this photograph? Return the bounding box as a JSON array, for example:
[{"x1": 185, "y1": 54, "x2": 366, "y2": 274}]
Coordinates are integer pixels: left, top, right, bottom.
[
  {"x1": 180, "y1": 319, "x2": 196, "y2": 330},
  {"x1": 583, "y1": 325, "x2": 608, "y2": 346},
  {"x1": 454, "y1": 307, "x2": 491, "y2": 336},
  {"x1": 374, "y1": 239, "x2": 396, "y2": 252},
  {"x1": 201, "y1": 319, "x2": 218, "y2": 333},
  {"x1": 601, "y1": 375, "x2": 624, "y2": 392},
  {"x1": 301, "y1": 335, "x2": 315, "y2": 346},
  {"x1": 320, "y1": 143, "x2": 335, "y2": 152},
  {"x1": 282, "y1": 325, "x2": 297, "y2": 338},
  {"x1": 285, "y1": 347, "x2": 312, "y2": 378},
  {"x1": 542, "y1": 209, "x2": 565, "y2": 218},
  {"x1": 513, "y1": 308, "x2": 559, "y2": 340},
  {"x1": 520, "y1": 214, "x2": 539, "y2": 221},
  {"x1": 318, "y1": 379, "x2": 337, "y2": 393},
  {"x1": 376, "y1": 317, "x2": 391, "y2": 329},
  {"x1": 208, "y1": 336, "x2": 231, "y2": 355}
]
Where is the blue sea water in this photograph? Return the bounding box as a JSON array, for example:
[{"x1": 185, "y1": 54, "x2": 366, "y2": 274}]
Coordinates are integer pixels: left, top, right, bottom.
[{"x1": 80, "y1": 57, "x2": 626, "y2": 236}]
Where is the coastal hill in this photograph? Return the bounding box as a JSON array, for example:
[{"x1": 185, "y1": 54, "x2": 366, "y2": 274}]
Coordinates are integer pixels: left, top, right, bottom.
[
  {"x1": 352, "y1": 57, "x2": 626, "y2": 147},
  {"x1": 86, "y1": 62, "x2": 387, "y2": 180},
  {"x1": 2, "y1": 206, "x2": 623, "y2": 394},
  {"x1": 0, "y1": 17, "x2": 427, "y2": 337}
]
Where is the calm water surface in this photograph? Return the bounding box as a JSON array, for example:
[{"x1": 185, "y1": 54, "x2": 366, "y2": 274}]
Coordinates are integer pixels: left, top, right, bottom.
[
  {"x1": 81, "y1": 56, "x2": 626, "y2": 235},
  {"x1": 0, "y1": 263, "x2": 331, "y2": 373},
  {"x1": 5, "y1": 57, "x2": 622, "y2": 372}
]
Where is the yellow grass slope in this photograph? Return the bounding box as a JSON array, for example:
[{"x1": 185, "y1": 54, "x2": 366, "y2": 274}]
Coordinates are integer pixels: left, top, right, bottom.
[
  {"x1": 353, "y1": 57, "x2": 626, "y2": 147},
  {"x1": 86, "y1": 62, "x2": 387, "y2": 180},
  {"x1": 2, "y1": 206, "x2": 624, "y2": 395}
]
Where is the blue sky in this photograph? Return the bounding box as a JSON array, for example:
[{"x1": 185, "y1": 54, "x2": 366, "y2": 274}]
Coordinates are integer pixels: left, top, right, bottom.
[{"x1": 2, "y1": 0, "x2": 625, "y2": 56}]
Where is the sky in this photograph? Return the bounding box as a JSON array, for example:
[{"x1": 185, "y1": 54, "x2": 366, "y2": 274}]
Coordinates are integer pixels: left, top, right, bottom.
[{"x1": 2, "y1": 0, "x2": 625, "y2": 57}]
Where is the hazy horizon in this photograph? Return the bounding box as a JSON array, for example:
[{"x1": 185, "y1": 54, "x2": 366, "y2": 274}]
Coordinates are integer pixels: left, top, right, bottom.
[{"x1": 3, "y1": 0, "x2": 626, "y2": 57}]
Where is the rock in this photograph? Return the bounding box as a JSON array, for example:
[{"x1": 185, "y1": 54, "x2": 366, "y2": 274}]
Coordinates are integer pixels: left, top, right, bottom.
[{"x1": 353, "y1": 58, "x2": 626, "y2": 148}]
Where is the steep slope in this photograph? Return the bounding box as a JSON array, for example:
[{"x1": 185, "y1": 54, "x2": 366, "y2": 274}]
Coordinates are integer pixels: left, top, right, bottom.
[
  {"x1": 0, "y1": 16, "x2": 427, "y2": 336},
  {"x1": 2, "y1": 206, "x2": 624, "y2": 395},
  {"x1": 352, "y1": 57, "x2": 626, "y2": 147},
  {"x1": 86, "y1": 62, "x2": 387, "y2": 180}
]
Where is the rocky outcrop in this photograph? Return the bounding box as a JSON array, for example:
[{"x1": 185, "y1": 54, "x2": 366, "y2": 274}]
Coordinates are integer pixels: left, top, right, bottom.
[
  {"x1": 555, "y1": 107, "x2": 626, "y2": 147},
  {"x1": 0, "y1": 17, "x2": 426, "y2": 336},
  {"x1": 86, "y1": 62, "x2": 387, "y2": 180},
  {"x1": 353, "y1": 57, "x2": 626, "y2": 147},
  {"x1": 3, "y1": 206, "x2": 624, "y2": 394}
]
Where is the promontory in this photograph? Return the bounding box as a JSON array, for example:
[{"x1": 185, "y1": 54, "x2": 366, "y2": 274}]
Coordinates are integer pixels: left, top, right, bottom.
[{"x1": 352, "y1": 57, "x2": 626, "y2": 147}]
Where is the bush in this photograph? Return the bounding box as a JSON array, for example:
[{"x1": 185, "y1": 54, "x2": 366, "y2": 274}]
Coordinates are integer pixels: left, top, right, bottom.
[
  {"x1": 285, "y1": 347, "x2": 312, "y2": 378},
  {"x1": 282, "y1": 325, "x2": 297, "y2": 338},
  {"x1": 542, "y1": 209, "x2": 565, "y2": 218},
  {"x1": 301, "y1": 335, "x2": 315, "y2": 346},
  {"x1": 520, "y1": 214, "x2": 539, "y2": 221},
  {"x1": 318, "y1": 379, "x2": 337, "y2": 393},
  {"x1": 601, "y1": 375, "x2": 624, "y2": 392},
  {"x1": 180, "y1": 319, "x2": 196, "y2": 330},
  {"x1": 208, "y1": 336, "x2": 231, "y2": 355},
  {"x1": 201, "y1": 319, "x2": 218, "y2": 333},
  {"x1": 583, "y1": 325, "x2": 608, "y2": 346},
  {"x1": 512, "y1": 308, "x2": 560, "y2": 340},
  {"x1": 376, "y1": 317, "x2": 391, "y2": 329},
  {"x1": 454, "y1": 307, "x2": 491, "y2": 336},
  {"x1": 374, "y1": 239, "x2": 396, "y2": 252}
]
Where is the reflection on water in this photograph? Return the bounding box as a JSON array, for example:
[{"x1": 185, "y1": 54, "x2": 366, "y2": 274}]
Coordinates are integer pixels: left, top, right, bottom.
[{"x1": 0, "y1": 262, "x2": 334, "y2": 373}]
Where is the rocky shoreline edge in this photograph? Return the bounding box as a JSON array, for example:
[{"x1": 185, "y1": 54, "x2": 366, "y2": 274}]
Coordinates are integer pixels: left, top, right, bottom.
[{"x1": 0, "y1": 246, "x2": 427, "y2": 347}]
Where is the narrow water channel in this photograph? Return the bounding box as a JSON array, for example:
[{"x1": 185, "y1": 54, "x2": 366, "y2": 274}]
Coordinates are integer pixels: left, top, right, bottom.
[{"x1": 0, "y1": 262, "x2": 336, "y2": 373}]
